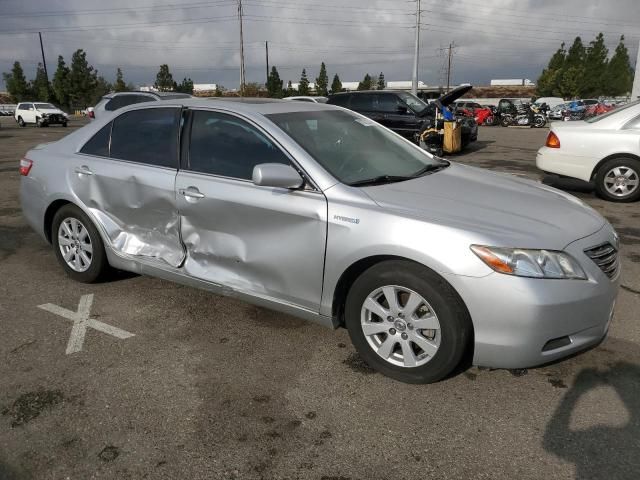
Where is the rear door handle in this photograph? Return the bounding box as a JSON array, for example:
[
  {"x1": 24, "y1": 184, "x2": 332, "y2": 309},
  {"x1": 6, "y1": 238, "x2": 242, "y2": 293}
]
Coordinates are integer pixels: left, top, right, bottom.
[
  {"x1": 179, "y1": 187, "x2": 205, "y2": 199},
  {"x1": 74, "y1": 165, "x2": 93, "y2": 176}
]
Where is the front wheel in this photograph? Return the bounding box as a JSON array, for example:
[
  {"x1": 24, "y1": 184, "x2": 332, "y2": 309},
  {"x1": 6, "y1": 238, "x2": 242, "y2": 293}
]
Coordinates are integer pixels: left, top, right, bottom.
[
  {"x1": 344, "y1": 260, "x2": 472, "y2": 384},
  {"x1": 52, "y1": 204, "x2": 111, "y2": 282},
  {"x1": 17, "y1": 116, "x2": 26, "y2": 127},
  {"x1": 534, "y1": 116, "x2": 546, "y2": 128},
  {"x1": 594, "y1": 158, "x2": 640, "y2": 202},
  {"x1": 500, "y1": 116, "x2": 511, "y2": 127}
]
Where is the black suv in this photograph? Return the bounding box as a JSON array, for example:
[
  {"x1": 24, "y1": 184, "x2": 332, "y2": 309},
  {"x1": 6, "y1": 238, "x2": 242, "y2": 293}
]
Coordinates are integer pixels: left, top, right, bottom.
[{"x1": 327, "y1": 88, "x2": 477, "y2": 148}]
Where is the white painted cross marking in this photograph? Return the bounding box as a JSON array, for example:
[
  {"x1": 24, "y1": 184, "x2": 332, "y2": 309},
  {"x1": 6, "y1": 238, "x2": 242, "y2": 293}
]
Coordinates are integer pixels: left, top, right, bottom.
[{"x1": 38, "y1": 294, "x2": 134, "y2": 354}]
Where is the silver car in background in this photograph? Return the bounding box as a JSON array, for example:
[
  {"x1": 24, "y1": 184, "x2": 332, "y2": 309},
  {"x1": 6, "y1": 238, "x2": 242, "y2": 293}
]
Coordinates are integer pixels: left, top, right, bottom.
[
  {"x1": 20, "y1": 98, "x2": 619, "y2": 383},
  {"x1": 89, "y1": 91, "x2": 192, "y2": 120}
]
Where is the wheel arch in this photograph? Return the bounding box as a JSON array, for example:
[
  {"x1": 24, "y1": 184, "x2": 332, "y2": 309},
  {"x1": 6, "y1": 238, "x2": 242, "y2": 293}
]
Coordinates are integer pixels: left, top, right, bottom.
[
  {"x1": 590, "y1": 153, "x2": 640, "y2": 180},
  {"x1": 44, "y1": 199, "x2": 73, "y2": 243}
]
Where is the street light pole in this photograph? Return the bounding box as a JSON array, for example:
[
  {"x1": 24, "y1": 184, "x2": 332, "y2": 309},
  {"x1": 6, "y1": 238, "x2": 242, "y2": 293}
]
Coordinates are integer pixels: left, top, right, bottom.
[
  {"x1": 411, "y1": 0, "x2": 421, "y2": 95},
  {"x1": 238, "y1": 0, "x2": 246, "y2": 96}
]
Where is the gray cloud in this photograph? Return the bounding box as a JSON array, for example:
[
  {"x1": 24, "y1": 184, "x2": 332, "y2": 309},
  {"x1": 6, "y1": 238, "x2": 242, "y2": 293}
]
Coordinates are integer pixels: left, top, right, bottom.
[{"x1": 0, "y1": 0, "x2": 638, "y2": 90}]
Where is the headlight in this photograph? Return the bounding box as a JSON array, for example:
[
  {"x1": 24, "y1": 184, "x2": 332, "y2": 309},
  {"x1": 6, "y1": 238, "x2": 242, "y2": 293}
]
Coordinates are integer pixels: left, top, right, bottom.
[{"x1": 470, "y1": 245, "x2": 587, "y2": 279}]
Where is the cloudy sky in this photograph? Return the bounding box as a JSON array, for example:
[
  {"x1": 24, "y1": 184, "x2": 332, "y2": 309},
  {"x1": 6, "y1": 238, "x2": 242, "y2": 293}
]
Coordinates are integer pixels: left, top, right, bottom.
[{"x1": 0, "y1": 0, "x2": 639, "y2": 90}]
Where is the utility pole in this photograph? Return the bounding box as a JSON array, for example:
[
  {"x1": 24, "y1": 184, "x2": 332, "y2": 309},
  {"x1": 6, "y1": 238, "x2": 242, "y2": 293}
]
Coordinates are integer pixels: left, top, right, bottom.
[
  {"x1": 446, "y1": 42, "x2": 455, "y2": 93},
  {"x1": 238, "y1": 0, "x2": 246, "y2": 96},
  {"x1": 632, "y1": 40, "x2": 640, "y2": 100},
  {"x1": 265, "y1": 41, "x2": 269, "y2": 86},
  {"x1": 38, "y1": 32, "x2": 49, "y2": 82},
  {"x1": 411, "y1": 0, "x2": 420, "y2": 95}
]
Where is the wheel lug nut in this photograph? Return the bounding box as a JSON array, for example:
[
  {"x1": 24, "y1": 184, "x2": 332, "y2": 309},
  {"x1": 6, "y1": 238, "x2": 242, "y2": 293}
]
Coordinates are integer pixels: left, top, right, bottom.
[
  {"x1": 407, "y1": 323, "x2": 413, "y2": 330},
  {"x1": 387, "y1": 316, "x2": 394, "y2": 322},
  {"x1": 398, "y1": 313, "x2": 404, "y2": 318},
  {"x1": 401, "y1": 333, "x2": 408, "y2": 340},
  {"x1": 389, "y1": 328, "x2": 396, "y2": 335}
]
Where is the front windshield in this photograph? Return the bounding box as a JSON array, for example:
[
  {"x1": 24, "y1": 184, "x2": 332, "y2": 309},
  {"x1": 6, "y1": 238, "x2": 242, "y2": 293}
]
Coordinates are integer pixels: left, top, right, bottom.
[
  {"x1": 586, "y1": 100, "x2": 639, "y2": 123},
  {"x1": 267, "y1": 110, "x2": 443, "y2": 185},
  {"x1": 395, "y1": 92, "x2": 428, "y2": 114},
  {"x1": 35, "y1": 103, "x2": 56, "y2": 109}
]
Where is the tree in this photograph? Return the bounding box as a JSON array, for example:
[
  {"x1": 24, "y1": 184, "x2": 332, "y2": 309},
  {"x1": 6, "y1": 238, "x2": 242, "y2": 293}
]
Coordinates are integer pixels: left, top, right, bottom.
[
  {"x1": 284, "y1": 80, "x2": 296, "y2": 97},
  {"x1": 357, "y1": 73, "x2": 373, "y2": 91},
  {"x1": 267, "y1": 66, "x2": 283, "y2": 98},
  {"x1": 581, "y1": 33, "x2": 608, "y2": 97},
  {"x1": 67, "y1": 49, "x2": 98, "y2": 108},
  {"x1": 31, "y1": 63, "x2": 50, "y2": 101},
  {"x1": 114, "y1": 68, "x2": 127, "y2": 92},
  {"x1": 214, "y1": 85, "x2": 223, "y2": 97},
  {"x1": 605, "y1": 36, "x2": 634, "y2": 96},
  {"x1": 330, "y1": 74, "x2": 342, "y2": 94},
  {"x1": 243, "y1": 82, "x2": 262, "y2": 97},
  {"x1": 377, "y1": 72, "x2": 385, "y2": 90},
  {"x1": 557, "y1": 37, "x2": 586, "y2": 98},
  {"x1": 2, "y1": 61, "x2": 30, "y2": 102},
  {"x1": 154, "y1": 64, "x2": 174, "y2": 91},
  {"x1": 90, "y1": 76, "x2": 111, "y2": 105},
  {"x1": 52, "y1": 56, "x2": 70, "y2": 107},
  {"x1": 315, "y1": 62, "x2": 328, "y2": 96},
  {"x1": 536, "y1": 43, "x2": 565, "y2": 97},
  {"x1": 176, "y1": 77, "x2": 194, "y2": 94},
  {"x1": 298, "y1": 68, "x2": 310, "y2": 95}
]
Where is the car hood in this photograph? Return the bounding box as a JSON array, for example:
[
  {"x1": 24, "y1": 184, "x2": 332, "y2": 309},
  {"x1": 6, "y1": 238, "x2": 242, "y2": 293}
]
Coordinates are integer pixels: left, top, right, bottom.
[
  {"x1": 38, "y1": 108, "x2": 65, "y2": 114},
  {"x1": 362, "y1": 163, "x2": 605, "y2": 249},
  {"x1": 437, "y1": 85, "x2": 473, "y2": 107}
]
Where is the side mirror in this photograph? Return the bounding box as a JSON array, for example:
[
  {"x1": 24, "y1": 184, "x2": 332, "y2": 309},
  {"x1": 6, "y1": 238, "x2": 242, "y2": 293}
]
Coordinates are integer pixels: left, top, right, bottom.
[{"x1": 252, "y1": 163, "x2": 304, "y2": 189}]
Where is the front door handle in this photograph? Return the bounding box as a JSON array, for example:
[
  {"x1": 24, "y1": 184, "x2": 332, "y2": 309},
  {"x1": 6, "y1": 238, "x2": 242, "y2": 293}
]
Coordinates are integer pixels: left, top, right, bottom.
[
  {"x1": 179, "y1": 187, "x2": 205, "y2": 199},
  {"x1": 74, "y1": 165, "x2": 93, "y2": 176}
]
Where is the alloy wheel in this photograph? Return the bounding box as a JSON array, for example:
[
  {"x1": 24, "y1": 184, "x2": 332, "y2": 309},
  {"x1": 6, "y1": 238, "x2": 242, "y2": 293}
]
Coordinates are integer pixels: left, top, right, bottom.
[
  {"x1": 58, "y1": 217, "x2": 93, "y2": 272},
  {"x1": 360, "y1": 285, "x2": 441, "y2": 368},
  {"x1": 604, "y1": 165, "x2": 639, "y2": 198}
]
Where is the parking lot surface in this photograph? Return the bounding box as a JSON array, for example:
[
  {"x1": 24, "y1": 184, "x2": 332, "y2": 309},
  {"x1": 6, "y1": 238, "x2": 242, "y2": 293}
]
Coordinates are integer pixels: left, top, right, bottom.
[{"x1": 1, "y1": 117, "x2": 639, "y2": 480}]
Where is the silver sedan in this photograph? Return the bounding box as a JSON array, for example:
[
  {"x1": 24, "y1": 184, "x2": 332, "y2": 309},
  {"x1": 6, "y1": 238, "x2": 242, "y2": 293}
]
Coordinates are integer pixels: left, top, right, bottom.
[{"x1": 20, "y1": 98, "x2": 619, "y2": 383}]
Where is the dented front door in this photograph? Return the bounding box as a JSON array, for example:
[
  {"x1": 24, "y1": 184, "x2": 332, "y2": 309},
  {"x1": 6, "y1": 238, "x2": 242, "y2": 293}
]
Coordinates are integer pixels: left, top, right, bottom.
[
  {"x1": 175, "y1": 108, "x2": 327, "y2": 311},
  {"x1": 176, "y1": 172, "x2": 327, "y2": 311}
]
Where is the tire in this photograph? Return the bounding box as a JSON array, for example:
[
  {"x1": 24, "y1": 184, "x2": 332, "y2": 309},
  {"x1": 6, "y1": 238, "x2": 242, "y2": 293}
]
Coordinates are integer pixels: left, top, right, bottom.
[
  {"x1": 344, "y1": 260, "x2": 472, "y2": 384},
  {"x1": 51, "y1": 204, "x2": 111, "y2": 283},
  {"x1": 62, "y1": 122, "x2": 68, "y2": 128},
  {"x1": 36, "y1": 118, "x2": 42, "y2": 128},
  {"x1": 594, "y1": 157, "x2": 640, "y2": 203},
  {"x1": 534, "y1": 116, "x2": 546, "y2": 128},
  {"x1": 500, "y1": 116, "x2": 511, "y2": 127},
  {"x1": 17, "y1": 116, "x2": 26, "y2": 127}
]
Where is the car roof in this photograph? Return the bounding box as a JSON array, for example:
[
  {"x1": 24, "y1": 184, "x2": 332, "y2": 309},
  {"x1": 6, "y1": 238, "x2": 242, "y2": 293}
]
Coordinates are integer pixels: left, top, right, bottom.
[
  {"x1": 178, "y1": 97, "x2": 337, "y2": 114},
  {"x1": 103, "y1": 91, "x2": 191, "y2": 99}
]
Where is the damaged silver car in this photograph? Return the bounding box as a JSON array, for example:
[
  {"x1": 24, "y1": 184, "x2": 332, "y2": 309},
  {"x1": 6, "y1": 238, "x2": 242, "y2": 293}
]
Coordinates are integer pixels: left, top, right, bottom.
[{"x1": 20, "y1": 98, "x2": 619, "y2": 383}]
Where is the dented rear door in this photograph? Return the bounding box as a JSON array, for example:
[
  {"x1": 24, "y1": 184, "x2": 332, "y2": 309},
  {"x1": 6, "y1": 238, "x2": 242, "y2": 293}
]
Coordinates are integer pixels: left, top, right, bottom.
[
  {"x1": 176, "y1": 109, "x2": 327, "y2": 311},
  {"x1": 72, "y1": 107, "x2": 185, "y2": 267}
]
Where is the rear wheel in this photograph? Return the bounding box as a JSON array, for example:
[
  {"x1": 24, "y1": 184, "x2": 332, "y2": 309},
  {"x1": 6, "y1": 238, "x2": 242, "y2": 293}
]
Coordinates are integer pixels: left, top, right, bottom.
[
  {"x1": 52, "y1": 204, "x2": 111, "y2": 282},
  {"x1": 500, "y1": 116, "x2": 511, "y2": 127},
  {"x1": 17, "y1": 116, "x2": 25, "y2": 127},
  {"x1": 594, "y1": 158, "x2": 640, "y2": 202},
  {"x1": 534, "y1": 115, "x2": 546, "y2": 128},
  {"x1": 344, "y1": 260, "x2": 472, "y2": 384}
]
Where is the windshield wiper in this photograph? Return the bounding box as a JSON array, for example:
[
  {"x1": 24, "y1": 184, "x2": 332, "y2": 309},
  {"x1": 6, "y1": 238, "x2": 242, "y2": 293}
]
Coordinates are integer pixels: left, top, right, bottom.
[
  {"x1": 348, "y1": 175, "x2": 414, "y2": 187},
  {"x1": 410, "y1": 161, "x2": 450, "y2": 177}
]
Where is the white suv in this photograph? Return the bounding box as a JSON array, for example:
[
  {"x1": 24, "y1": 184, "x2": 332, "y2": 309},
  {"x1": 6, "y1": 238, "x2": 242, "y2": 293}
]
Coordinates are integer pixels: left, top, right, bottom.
[{"x1": 15, "y1": 102, "x2": 68, "y2": 127}]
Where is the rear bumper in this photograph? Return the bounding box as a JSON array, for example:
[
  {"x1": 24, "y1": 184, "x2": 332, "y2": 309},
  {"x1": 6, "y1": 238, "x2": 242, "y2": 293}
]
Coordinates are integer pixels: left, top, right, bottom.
[
  {"x1": 536, "y1": 146, "x2": 594, "y2": 182},
  {"x1": 444, "y1": 224, "x2": 619, "y2": 369}
]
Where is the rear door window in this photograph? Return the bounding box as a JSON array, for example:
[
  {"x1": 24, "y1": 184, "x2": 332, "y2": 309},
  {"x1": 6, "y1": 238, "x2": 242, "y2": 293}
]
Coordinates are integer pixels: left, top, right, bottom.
[
  {"x1": 188, "y1": 110, "x2": 290, "y2": 180},
  {"x1": 109, "y1": 108, "x2": 180, "y2": 168},
  {"x1": 376, "y1": 94, "x2": 401, "y2": 113},
  {"x1": 80, "y1": 122, "x2": 112, "y2": 157},
  {"x1": 349, "y1": 94, "x2": 374, "y2": 111}
]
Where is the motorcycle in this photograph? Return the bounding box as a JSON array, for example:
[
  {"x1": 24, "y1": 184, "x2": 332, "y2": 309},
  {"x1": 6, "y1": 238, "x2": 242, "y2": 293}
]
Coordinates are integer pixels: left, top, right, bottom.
[{"x1": 500, "y1": 104, "x2": 546, "y2": 128}]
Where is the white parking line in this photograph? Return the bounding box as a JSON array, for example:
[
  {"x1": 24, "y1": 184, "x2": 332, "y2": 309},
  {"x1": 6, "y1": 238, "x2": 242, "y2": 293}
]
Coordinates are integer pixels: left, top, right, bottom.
[{"x1": 38, "y1": 294, "x2": 134, "y2": 354}]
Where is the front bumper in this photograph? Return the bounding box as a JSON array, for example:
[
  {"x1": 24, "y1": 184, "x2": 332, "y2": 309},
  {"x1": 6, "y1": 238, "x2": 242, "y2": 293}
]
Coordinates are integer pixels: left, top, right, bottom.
[{"x1": 444, "y1": 224, "x2": 619, "y2": 369}]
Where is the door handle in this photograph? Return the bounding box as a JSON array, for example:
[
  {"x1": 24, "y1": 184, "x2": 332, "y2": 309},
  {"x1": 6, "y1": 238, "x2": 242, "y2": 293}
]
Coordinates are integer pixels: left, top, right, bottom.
[
  {"x1": 179, "y1": 187, "x2": 205, "y2": 199},
  {"x1": 74, "y1": 165, "x2": 93, "y2": 176}
]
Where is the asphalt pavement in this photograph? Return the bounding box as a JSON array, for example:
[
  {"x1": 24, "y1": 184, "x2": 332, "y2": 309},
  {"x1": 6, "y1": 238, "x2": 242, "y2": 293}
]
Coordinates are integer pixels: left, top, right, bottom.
[{"x1": 0, "y1": 116, "x2": 639, "y2": 480}]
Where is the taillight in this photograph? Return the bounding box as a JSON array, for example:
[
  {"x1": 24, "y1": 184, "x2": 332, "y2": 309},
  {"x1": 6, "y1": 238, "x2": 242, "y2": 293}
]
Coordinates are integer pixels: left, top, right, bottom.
[
  {"x1": 88, "y1": 110, "x2": 95, "y2": 119},
  {"x1": 19, "y1": 158, "x2": 33, "y2": 176},
  {"x1": 545, "y1": 131, "x2": 560, "y2": 148}
]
